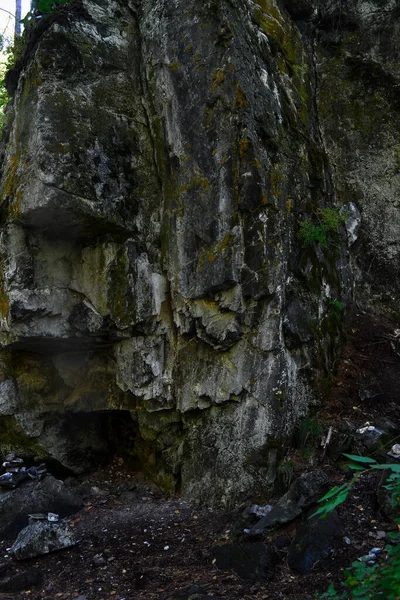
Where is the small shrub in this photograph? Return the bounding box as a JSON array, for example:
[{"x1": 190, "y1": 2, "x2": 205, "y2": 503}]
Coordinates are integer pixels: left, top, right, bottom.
[
  {"x1": 320, "y1": 207, "x2": 343, "y2": 233},
  {"x1": 21, "y1": 0, "x2": 76, "y2": 27},
  {"x1": 298, "y1": 417, "x2": 322, "y2": 446},
  {"x1": 299, "y1": 219, "x2": 328, "y2": 247},
  {"x1": 313, "y1": 454, "x2": 400, "y2": 599},
  {"x1": 278, "y1": 458, "x2": 296, "y2": 487},
  {"x1": 298, "y1": 207, "x2": 346, "y2": 248},
  {"x1": 328, "y1": 298, "x2": 344, "y2": 321}
]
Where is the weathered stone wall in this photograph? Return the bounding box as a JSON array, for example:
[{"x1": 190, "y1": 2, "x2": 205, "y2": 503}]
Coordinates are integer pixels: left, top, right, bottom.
[
  {"x1": 315, "y1": 0, "x2": 400, "y2": 320},
  {"x1": 0, "y1": 0, "x2": 365, "y2": 506}
]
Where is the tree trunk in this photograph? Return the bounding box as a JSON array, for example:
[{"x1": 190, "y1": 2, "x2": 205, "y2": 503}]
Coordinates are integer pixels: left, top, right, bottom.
[{"x1": 15, "y1": 0, "x2": 21, "y2": 37}]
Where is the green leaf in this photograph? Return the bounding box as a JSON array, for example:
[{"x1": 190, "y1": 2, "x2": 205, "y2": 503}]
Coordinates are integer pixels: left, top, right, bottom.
[
  {"x1": 318, "y1": 483, "x2": 349, "y2": 503},
  {"x1": 332, "y1": 489, "x2": 350, "y2": 509},
  {"x1": 311, "y1": 488, "x2": 350, "y2": 518},
  {"x1": 372, "y1": 464, "x2": 400, "y2": 473},
  {"x1": 347, "y1": 462, "x2": 366, "y2": 471},
  {"x1": 343, "y1": 454, "x2": 377, "y2": 464},
  {"x1": 327, "y1": 584, "x2": 336, "y2": 593},
  {"x1": 311, "y1": 504, "x2": 330, "y2": 518}
]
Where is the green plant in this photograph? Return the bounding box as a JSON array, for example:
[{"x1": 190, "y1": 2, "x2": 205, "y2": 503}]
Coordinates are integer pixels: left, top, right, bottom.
[
  {"x1": 21, "y1": 0, "x2": 75, "y2": 27},
  {"x1": 313, "y1": 454, "x2": 400, "y2": 599},
  {"x1": 299, "y1": 218, "x2": 328, "y2": 247},
  {"x1": 320, "y1": 207, "x2": 344, "y2": 232},
  {"x1": 298, "y1": 207, "x2": 346, "y2": 248},
  {"x1": 0, "y1": 62, "x2": 8, "y2": 134},
  {"x1": 298, "y1": 417, "x2": 322, "y2": 446},
  {"x1": 0, "y1": 35, "x2": 27, "y2": 138},
  {"x1": 328, "y1": 298, "x2": 344, "y2": 321},
  {"x1": 278, "y1": 458, "x2": 296, "y2": 487}
]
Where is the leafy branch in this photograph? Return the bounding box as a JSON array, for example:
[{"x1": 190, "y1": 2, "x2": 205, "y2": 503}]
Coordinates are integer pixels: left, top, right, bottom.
[
  {"x1": 0, "y1": 8, "x2": 15, "y2": 19},
  {"x1": 21, "y1": 0, "x2": 76, "y2": 27},
  {"x1": 312, "y1": 454, "x2": 400, "y2": 519},
  {"x1": 313, "y1": 454, "x2": 400, "y2": 599}
]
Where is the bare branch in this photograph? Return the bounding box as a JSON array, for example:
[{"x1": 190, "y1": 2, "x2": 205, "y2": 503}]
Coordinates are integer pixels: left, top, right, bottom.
[{"x1": 0, "y1": 8, "x2": 15, "y2": 19}]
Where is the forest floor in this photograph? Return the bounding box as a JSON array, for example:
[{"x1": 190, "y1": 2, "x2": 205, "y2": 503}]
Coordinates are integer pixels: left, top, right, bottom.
[{"x1": 0, "y1": 310, "x2": 399, "y2": 600}]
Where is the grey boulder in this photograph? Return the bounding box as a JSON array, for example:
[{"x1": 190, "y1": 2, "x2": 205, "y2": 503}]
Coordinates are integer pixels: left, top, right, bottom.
[
  {"x1": 0, "y1": 474, "x2": 81, "y2": 538},
  {"x1": 10, "y1": 521, "x2": 76, "y2": 560},
  {"x1": 249, "y1": 471, "x2": 329, "y2": 535}
]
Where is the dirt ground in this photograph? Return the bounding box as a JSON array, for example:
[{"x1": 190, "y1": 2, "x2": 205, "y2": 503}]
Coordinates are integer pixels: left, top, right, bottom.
[{"x1": 0, "y1": 311, "x2": 398, "y2": 600}]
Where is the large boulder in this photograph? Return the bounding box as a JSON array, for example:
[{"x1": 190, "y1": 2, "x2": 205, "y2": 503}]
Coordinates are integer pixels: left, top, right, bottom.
[
  {"x1": 288, "y1": 512, "x2": 342, "y2": 574},
  {"x1": 0, "y1": 474, "x2": 81, "y2": 538},
  {"x1": 10, "y1": 521, "x2": 76, "y2": 560},
  {"x1": 249, "y1": 471, "x2": 329, "y2": 534}
]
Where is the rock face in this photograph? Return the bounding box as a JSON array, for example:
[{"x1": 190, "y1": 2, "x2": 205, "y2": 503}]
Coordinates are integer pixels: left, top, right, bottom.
[
  {"x1": 315, "y1": 0, "x2": 400, "y2": 319},
  {"x1": 0, "y1": 0, "x2": 395, "y2": 505}
]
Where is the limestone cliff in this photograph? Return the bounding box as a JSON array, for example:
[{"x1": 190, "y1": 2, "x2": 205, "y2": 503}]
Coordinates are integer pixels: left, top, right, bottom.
[{"x1": 0, "y1": 0, "x2": 394, "y2": 506}]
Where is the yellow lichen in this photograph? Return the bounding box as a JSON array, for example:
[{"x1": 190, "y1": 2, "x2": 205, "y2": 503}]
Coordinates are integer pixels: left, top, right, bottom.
[
  {"x1": 211, "y1": 67, "x2": 225, "y2": 91},
  {"x1": 235, "y1": 85, "x2": 248, "y2": 110},
  {"x1": 169, "y1": 61, "x2": 180, "y2": 72},
  {"x1": 286, "y1": 196, "x2": 294, "y2": 215},
  {"x1": 239, "y1": 137, "x2": 249, "y2": 158},
  {"x1": 254, "y1": 0, "x2": 283, "y2": 23}
]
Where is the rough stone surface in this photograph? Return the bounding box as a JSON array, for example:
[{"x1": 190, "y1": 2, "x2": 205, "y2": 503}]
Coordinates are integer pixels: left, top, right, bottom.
[
  {"x1": 10, "y1": 520, "x2": 76, "y2": 560},
  {"x1": 315, "y1": 0, "x2": 400, "y2": 319},
  {"x1": 249, "y1": 470, "x2": 329, "y2": 533},
  {"x1": 213, "y1": 542, "x2": 276, "y2": 580},
  {"x1": 0, "y1": 0, "x2": 395, "y2": 506},
  {"x1": 287, "y1": 512, "x2": 342, "y2": 574},
  {"x1": 0, "y1": 474, "x2": 81, "y2": 538}
]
